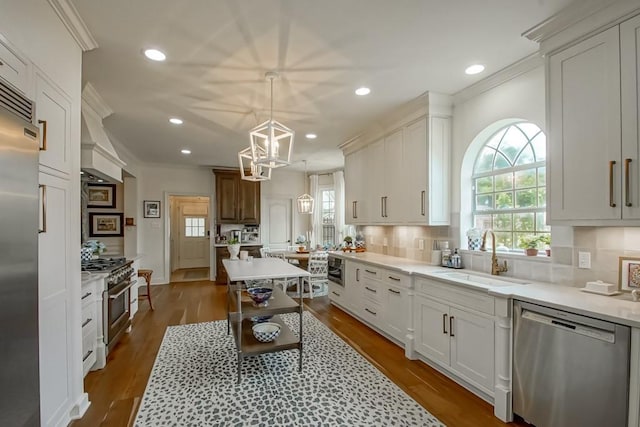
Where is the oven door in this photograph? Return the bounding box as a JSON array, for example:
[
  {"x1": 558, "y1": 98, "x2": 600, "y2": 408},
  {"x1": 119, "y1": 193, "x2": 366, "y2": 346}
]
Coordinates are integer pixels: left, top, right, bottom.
[
  {"x1": 105, "y1": 279, "x2": 133, "y2": 350},
  {"x1": 327, "y1": 256, "x2": 343, "y2": 286}
]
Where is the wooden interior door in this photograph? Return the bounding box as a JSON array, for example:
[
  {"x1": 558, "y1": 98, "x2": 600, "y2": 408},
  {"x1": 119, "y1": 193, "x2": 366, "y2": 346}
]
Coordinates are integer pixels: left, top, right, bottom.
[
  {"x1": 177, "y1": 200, "x2": 210, "y2": 269},
  {"x1": 265, "y1": 198, "x2": 292, "y2": 250}
]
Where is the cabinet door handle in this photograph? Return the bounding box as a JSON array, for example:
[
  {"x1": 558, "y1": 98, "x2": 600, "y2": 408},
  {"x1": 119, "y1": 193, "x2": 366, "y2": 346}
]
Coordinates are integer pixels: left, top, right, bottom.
[
  {"x1": 365, "y1": 269, "x2": 376, "y2": 275},
  {"x1": 443, "y1": 313, "x2": 448, "y2": 334},
  {"x1": 388, "y1": 288, "x2": 400, "y2": 294},
  {"x1": 82, "y1": 318, "x2": 92, "y2": 328},
  {"x1": 625, "y1": 158, "x2": 632, "y2": 207},
  {"x1": 383, "y1": 196, "x2": 388, "y2": 217},
  {"x1": 38, "y1": 120, "x2": 47, "y2": 151},
  {"x1": 356, "y1": 268, "x2": 360, "y2": 282},
  {"x1": 39, "y1": 184, "x2": 47, "y2": 233},
  {"x1": 365, "y1": 286, "x2": 377, "y2": 293},
  {"x1": 388, "y1": 276, "x2": 400, "y2": 282},
  {"x1": 449, "y1": 316, "x2": 455, "y2": 337},
  {"x1": 81, "y1": 292, "x2": 92, "y2": 300},
  {"x1": 352, "y1": 201, "x2": 357, "y2": 219},
  {"x1": 331, "y1": 291, "x2": 341, "y2": 297},
  {"x1": 381, "y1": 197, "x2": 384, "y2": 218},
  {"x1": 421, "y1": 190, "x2": 426, "y2": 216},
  {"x1": 82, "y1": 350, "x2": 93, "y2": 362},
  {"x1": 365, "y1": 308, "x2": 377, "y2": 316},
  {"x1": 609, "y1": 160, "x2": 617, "y2": 207}
]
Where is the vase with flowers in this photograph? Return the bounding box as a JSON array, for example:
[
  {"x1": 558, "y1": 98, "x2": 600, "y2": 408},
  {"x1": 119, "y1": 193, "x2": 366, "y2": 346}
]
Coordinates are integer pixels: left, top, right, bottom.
[{"x1": 82, "y1": 240, "x2": 106, "y2": 260}]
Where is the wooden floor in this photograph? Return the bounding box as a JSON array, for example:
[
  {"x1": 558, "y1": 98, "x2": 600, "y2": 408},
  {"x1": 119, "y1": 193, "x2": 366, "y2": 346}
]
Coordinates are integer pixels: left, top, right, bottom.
[
  {"x1": 72, "y1": 281, "x2": 527, "y2": 427},
  {"x1": 169, "y1": 267, "x2": 210, "y2": 283}
]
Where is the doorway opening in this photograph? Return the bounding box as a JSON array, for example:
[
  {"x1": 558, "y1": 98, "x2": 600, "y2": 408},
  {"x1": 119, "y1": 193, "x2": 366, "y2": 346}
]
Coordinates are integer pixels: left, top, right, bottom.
[{"x1": 168, "y1": 195, "x2": 211, "y2": 283}]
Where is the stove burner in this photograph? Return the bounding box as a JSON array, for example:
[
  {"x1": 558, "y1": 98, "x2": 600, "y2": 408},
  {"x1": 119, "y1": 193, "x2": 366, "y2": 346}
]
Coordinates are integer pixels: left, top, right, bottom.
[{"x1": 81, "y1": 257, "x2": 127, "y2": 272}]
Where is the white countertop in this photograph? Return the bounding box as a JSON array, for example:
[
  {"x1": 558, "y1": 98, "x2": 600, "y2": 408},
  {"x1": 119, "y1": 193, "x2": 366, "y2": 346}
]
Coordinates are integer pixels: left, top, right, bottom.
[
  {"x1": 81, "y1": 271, "x2": 108, "y2": 286},
  {"x1": 334, "y1": 251, "x2": 640, "y2": 328},
  {"x1": 222, "y1": 257, "x2": 310, "y2": 281},
  {"x1": 214, "y1": 243, "x2": 263, "y2": 248}
]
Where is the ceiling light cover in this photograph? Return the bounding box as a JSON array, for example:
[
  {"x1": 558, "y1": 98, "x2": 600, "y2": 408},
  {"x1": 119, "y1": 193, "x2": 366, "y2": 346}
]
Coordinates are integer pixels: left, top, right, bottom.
[
  {"x1": 355, "y1": 87, "x2": 371, "y2": 96},
  {"x1": 144, "y1": 48, "x2": 166, "y2": 61},
  {"x1": 465, "y1": 64, "x2": 485, "y2": 75},
  {"x1": 305, "y1": 133, "x2": 317, "y2": 139},
  {"x1": 297, "y1": 194, "x2": 314, "y2": 214},
  {"x1": 238, "y1": 147, "x2": 272, "y2": 181},
  {"x1": 169, "y1": 117, "x2": 183, "y2": 125},
  {"x1": 250, "y1": 72, "x2": 294, "y2": 168},
  {"x1": 181, "y1": 149, "x2": 191, "y2": 154}
]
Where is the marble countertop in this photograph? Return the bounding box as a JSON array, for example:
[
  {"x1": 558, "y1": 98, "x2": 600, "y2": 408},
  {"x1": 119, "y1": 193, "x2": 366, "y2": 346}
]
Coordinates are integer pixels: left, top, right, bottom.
[
  {"x1": 334, "y1": 251, "x2": 640, "y2": 328},
  {"x1": 81, "y1": 271, "x2": 108, "y2": 286},
  {"x1": 222, "y1": 257, "x2": 309, "y2": 281},
  {"x1": 214, "y1": 243, "x2": 263, "y2": 248}
]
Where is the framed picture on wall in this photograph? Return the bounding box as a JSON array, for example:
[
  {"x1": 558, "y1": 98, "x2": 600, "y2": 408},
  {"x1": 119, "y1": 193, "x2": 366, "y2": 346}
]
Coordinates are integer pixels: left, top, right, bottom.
[
  {"x1": 89, "y1": 213, "x2": 123, "y2": 237},
  {"x1": 143, "y1": 200, "x2": 161, "y2": 218},
  {"x1": 87, "y1": 183, "x2": 116, "y2": 208}
]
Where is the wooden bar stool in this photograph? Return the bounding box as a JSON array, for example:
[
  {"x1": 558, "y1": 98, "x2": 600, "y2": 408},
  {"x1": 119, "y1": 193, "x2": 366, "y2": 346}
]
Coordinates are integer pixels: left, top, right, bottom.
[{"x1": 137, "y1": 269, "x2": 154, "y2": 310}]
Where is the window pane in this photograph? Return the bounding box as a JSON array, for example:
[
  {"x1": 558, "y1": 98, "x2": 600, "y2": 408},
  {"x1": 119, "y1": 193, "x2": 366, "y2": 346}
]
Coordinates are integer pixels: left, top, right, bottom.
[
  {"x1": 515, "y1": 144, "x2": 535, "y2": 166},
  {"x1": 530, "y1": 132, "x2": 546, "y2": 161},
  {"x1": 476, "y1": 194, "x2": 493, "y2": 210},
  {"x1": 538, "y1": 167, "x2": 546, "y2": 186},
  {"x1": 494, "y1": 232, "x2": 513, "y2": 250},
  {"x1": 515, "y1": 189, "x2": 537, "y2": 208},
  {"x1": 495, "y1": 192, "x2": 513, "y2": 209},
  {"x1": 514, "y1": 213, "x2": 535, "y2": 231},
  {"x1": 197, "y1": 218, "x2": 204, "y2": 227},
  {"x1": 515, "y1": 232, "x2": 537, "y2": 249},
  {"x1": 486, "y1": 128, "x2": 507, "y2": 148},
  {"x1": 185, "y1": 227, "x2": 193, "y2": 237},
  {"x1": 538, "y1": 187, "x2": 547, "y2": 207},
  {"x1": 536, "y1": 212, "x2": 550, "y2": 231},
  {"x1": 475, "y1": 147, "x2": 495, "y2": 173},
  {"x1": 494, "y1": 173, "x2": 513, "y2": 191},
  {"x1": 517, "y1": 123, "x2": 542, "y2": 140},
  {"x1": 186, "y1": 218, "x2": 192, "y2": 226},
  {"x1": 493, "y1": 213, "x2": 512, "y2": 231},
  {"x1": 494, "y1": 152, "x2": 510, "y2": 170},
  {"x1": 475, "y1": 176, "x2": 493, "y2": 194},
  {"x1": 473, "y1": 214, "x2": 491, "y2": 230},
  {"x1": 515, "y1": 169, "x2": 536, "y2": 188},
  {"x1": 499, "y1": 126, "x2": 527, "y2": 164}
]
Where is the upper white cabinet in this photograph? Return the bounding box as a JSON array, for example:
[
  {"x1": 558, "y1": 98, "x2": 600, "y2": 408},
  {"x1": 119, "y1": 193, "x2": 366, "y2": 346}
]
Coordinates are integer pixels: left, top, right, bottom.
[
  {"x1": 547, "y1": 12, "x2": 640, "y2": 224},
  {"x1": 0, "y1": 38, "x2": 28, "y2": 94},
  {"x1": 342, "y1": 98, "x2": 451, "y2": 226},
  {"x1": 35, "y1": 69, "x2": 72, "y2": 177}
]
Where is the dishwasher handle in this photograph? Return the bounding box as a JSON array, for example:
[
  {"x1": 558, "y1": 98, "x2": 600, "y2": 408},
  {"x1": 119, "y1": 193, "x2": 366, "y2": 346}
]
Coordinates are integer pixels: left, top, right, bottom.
[{"x1": 521, "y1": 309, "x2": 615, "y2": 343}]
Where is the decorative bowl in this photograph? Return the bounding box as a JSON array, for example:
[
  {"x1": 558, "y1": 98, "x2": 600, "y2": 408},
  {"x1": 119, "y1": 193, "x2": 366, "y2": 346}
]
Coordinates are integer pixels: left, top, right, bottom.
[
  {"x1": 250, "y1": 315, "x2": 273, "y2": 323},
  {"x1": 247, "y1": 287, "x2": 272, "y2": 306},
  {"x1": 252, "y1": 322, "x2": 281, "y2": 342}
]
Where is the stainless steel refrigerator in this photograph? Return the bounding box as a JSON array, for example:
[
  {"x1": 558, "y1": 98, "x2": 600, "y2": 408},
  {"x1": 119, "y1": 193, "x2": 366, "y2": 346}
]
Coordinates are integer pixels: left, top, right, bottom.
[{"x1": 0, "y1": 80, "x2": 41, "y2": 426}]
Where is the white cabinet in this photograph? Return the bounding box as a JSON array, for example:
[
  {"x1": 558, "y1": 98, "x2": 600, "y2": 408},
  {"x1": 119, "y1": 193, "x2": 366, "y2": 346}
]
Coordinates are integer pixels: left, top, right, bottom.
[
  {"x1": 35, "y1": 69, "x2": 72, "y2": 177},
  {"x1": 413, "y1": 276, "x2": 495, "y2": 394},
  {"x1": 344, "y1": 148, "x2": 369, "y2": 224},
  {"x1": 130, "y1": 258, "x2": 141, "y2": 319},
  {"x1": 80, "y1": 278, "x2": 99, "y2": 377},
  {"x1": 344, "y1": 260, "x2": 362, "y2": 313},
  {"x1": 0, "y1": 37, "x2": 28, "y2": 94},
  {"x1": 548, "y1": 13, "x2": 640, "y2": 223}
]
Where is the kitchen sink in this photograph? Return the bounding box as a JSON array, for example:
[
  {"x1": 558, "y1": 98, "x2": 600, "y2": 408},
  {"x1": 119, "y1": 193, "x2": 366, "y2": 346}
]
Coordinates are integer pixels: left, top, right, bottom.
[{"x1": 432, "y1": 270, "x2": 529, "y2": 287}]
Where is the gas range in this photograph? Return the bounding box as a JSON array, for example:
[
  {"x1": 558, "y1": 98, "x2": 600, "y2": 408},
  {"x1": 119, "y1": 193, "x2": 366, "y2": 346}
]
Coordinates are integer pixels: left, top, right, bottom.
[{"x1": 82, "y1": 257, "x2": 133, "y2": 289}]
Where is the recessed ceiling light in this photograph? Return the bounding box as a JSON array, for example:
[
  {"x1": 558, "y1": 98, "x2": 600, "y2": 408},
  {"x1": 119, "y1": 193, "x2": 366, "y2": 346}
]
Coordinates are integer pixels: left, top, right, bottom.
[
  {"x1": 181, "y1": 149, "x2": 191, "y2": 155},
  {"x1": 355, "y1": 87, "x2": 371, "y2": 96},
  {"x1": 80, "y1": 171, "x2": 84, "y2": 175},
  {"x1": 97, "y1": 179, "x2": 104, "y2": 183},
  {"x1": 305, "y1": 133, "x2": 317, "y2": 140},
  {"x1": 144, "y1": 48, "x2": 166, "y2": 62},
  {"x1": 465, "y1": 64, "x2": 485, "y2": 75},
  {"x1": 169, "y1": 117, "x2": 183, "y2": 125}
]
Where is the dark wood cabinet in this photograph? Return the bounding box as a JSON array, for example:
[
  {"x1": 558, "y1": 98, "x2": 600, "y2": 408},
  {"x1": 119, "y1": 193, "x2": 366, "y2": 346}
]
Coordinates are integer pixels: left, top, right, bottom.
[
  {"x1": 214, "y1": 170, "x2": 261, "y2": 224},
  {"x1": 215, "y1": 245, "x2": 262, "y2": 284}
]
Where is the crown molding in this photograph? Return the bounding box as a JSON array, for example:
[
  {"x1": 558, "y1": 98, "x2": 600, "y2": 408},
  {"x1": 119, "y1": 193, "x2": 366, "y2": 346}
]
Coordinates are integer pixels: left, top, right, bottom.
[
  {"x1": 47, "y1": 0, "x2": 98, "y2": 51},
  {"x1": 453, "y1": 53, "x2": 543, "y2": 105},
  {"x1": 82, "y1": 82, "x2": 113, "y2": 119}
]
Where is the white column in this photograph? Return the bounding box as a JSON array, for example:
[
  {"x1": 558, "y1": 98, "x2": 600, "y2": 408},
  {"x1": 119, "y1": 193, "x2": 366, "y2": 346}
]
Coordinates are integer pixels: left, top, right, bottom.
[{"x1": 493, "y1": 297, "x2": 513, "y2": 422}]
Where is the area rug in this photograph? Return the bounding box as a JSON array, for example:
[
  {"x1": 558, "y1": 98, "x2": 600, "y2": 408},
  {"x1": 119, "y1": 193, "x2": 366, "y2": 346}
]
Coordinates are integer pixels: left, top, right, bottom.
[{"x1": 135, "y1": 312, "x2": 444, "y2": 426}]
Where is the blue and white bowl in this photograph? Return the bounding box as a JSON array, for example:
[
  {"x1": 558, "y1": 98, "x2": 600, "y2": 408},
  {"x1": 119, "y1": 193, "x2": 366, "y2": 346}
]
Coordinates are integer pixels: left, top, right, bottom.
[{"x1": 252, "y1": 322, "x2": 281, "y2": 342}]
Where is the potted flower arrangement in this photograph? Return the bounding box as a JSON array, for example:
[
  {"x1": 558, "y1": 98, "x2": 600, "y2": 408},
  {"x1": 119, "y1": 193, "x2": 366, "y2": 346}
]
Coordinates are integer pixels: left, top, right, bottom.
[
  {"x1": 82, "y1": 240, "x2": 106, "y2": 259},
  {"x1": 295, "y1": 235, "x2": 307, "y2": 252},
  {"x1": 538, "y1": 234, "x2": 551, "y2": 256},
  {"x1": 343, "y1": 236, "x2": 353, "y2": 250},
  {"x1": 518, "y1": 235, "x2": 542, "y2": 256},
  {"x1": 227, "y1": 238, "x2": 241, "y2": 260}
]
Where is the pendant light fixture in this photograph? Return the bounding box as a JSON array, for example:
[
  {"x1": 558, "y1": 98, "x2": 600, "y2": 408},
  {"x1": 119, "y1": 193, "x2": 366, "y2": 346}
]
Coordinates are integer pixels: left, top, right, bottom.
[
  {"x1": 238, "y1": 146, "x2": 271, "y2": 181},
  {"x1": 297, "y1": 160, "x2": 314, "y2": 214},
  {"x1": 249, "y1": 71, "x2": 294, "y2": 169}
]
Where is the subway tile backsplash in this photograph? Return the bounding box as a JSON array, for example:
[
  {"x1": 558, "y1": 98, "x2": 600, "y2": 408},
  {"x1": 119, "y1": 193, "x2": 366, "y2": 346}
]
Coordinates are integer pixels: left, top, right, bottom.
[{"x1": 357, "y1": 225, "x2": 640, "y2": 288}]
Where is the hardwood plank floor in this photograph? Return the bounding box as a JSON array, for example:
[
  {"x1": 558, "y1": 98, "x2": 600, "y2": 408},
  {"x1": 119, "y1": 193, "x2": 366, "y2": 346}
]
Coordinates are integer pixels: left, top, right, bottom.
[{"x1": 72, "y1": 281, "x2": 527, "y2": 427}]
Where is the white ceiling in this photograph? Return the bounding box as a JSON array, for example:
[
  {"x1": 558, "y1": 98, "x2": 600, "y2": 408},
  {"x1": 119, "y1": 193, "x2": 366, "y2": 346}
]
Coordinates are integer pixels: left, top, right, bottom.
[{"x1": 72, "y1": 0, "x2": 573, "y2": 172}]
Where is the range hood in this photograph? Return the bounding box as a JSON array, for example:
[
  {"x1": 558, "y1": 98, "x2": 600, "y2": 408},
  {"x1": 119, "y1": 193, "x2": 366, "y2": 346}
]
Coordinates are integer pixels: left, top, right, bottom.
[{"x1": 81, "y1": 83, "x2": 125, "y2": 183}]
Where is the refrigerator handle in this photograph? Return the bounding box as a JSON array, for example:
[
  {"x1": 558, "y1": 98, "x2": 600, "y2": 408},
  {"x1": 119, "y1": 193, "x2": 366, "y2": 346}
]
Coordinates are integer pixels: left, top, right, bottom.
[
  {"x1": 39, "y1": 184, "x2": 47, "y2": 233},
  {"x1": 38, "y1": 120, "x2": 47, "y2": 151}
]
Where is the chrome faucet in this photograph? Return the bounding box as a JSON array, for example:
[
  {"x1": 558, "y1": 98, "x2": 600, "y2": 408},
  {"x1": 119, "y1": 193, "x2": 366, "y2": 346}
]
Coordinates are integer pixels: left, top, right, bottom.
[{"x1": 480, "y1": 230, "x2": 508, "y2": 276}]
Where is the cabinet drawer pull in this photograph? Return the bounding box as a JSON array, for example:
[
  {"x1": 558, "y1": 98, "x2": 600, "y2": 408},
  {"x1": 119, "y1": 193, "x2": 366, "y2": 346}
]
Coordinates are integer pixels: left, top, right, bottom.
[
  {"x1": 609, "y1": 160, "x2": 616, "y2": 207},
  {"x1": 38, "y1": 184, "x2": 46, "y2": 233},
  {"x1": 356, "y1": 268, "x2": 360, "y2": 282},
  {"x1": 82, "y1": 318, "x2": 92, "y2": 328},
  {"x1": 443, "y1": 313, "x2": 448, "y2": 334},
  {"x1": 421, "y1": 190, "x2": 425, "y2": 216},
  {"x1": 388, "y1": 288, "x2": 400, "y2": 294},
  {"x1": 352, "y1": 201, "x2": 358, "y2": 219},
  {"x1": 131, "y1": 298, "x2": 138, "y2": 304},
  {"x1": 625, "y1": 158, "x2": 632, "y2": 207},
  {"x1": 381, "y1": 197, "x2": 384, "y2": 218},
  {"x1": 449, "y1": 316, "x2": 455, "y2": 337},
  {"x1": 383, "y1": 196, "x2": 388, "y2": 218},
  {"x1": 82, "y1": 350, "x2": 93, "y2": 362},
  {"x1": 365, "y1": 269, "x2": 376, "y2": 275},
  {"x1": 38, "y1": 120, "x2": 47, "y2": 151},
  {"x1": 388, "y1": 276, "x2": 400, "y2": 281},
  {"x1": 365, "y1": 308, "x2": 377, "y2": 316},
  {"x1": 81, "y1": 292, "x2": 92, "y2": 300},
  {"x1": 365, "y1": 286, "x2": 377, "y2": 293},
  {"x1": 331, "y1": 291, "x2": 340, "y2": 297}
]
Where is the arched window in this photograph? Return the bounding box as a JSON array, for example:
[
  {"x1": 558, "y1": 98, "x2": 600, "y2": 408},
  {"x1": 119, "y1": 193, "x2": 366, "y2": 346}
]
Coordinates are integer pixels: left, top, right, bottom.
[{"x1": 472, "y1": 122, "x2": 549, "y2": 251}]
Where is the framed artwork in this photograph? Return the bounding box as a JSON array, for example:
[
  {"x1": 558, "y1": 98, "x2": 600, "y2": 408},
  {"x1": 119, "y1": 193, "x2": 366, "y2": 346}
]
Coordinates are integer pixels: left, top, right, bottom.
[
  {"x1": 618, "y1": 256, "x2": 640, "y2": 292},
  {"x1": 144, "y1": 200, "x2": 161, "y2": 218},
  {"x1": 87, "y1": 184, "x2": 116, "y2": 208},
  {"x1": 89, "y1": 213, "x2": 123, "y2": 237}
]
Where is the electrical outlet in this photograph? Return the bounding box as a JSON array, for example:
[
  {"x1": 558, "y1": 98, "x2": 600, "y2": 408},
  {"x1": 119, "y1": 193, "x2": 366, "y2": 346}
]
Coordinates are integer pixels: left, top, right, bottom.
[
  {"x1": 578, "y1": 251, "x2": 591, "y2": 269},
  {"x1": 383, "y1": 237, "x2": 388, "y2": 246},
  {"x1": 418, "y1": 239, "x2": 425, "y2": 250}
]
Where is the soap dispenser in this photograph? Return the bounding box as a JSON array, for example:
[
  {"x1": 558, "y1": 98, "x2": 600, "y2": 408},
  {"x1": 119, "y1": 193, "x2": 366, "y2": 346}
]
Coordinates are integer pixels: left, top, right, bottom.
[{"x1": 451, "y1": 248, "x2": 462, "y2": 269}]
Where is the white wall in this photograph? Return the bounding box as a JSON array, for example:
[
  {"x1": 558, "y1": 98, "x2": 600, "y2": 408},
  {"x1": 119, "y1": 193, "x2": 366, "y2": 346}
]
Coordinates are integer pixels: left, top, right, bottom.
[{"x1": 138, "y1": 165, "x2": 214, "y2": 283}]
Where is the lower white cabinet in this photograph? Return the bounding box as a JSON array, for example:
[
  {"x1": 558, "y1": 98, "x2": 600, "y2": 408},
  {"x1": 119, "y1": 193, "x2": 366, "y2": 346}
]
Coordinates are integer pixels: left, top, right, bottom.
[
  {"x1": 80, "y1": 278, "x2": 98, "y2": 377},
  {"x1": 328, "y1": 281, "x2": 346, "y2": 306},
  {"x1": 413, "y1": 277, "x2": 495, "y2": 394},
  {"x1": 381, "y1": 283, "x2": 409, "y2": 342}
]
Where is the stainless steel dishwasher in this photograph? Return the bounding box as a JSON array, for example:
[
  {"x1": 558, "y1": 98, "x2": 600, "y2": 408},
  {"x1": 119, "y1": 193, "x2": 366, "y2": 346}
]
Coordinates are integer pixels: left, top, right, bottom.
[{"x1": 513, "y1": 300, "x2": 630, "y2": 427}]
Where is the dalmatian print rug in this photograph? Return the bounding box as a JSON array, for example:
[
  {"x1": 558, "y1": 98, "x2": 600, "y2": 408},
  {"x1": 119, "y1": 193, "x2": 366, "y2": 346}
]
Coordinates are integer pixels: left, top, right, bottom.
[{"x1": 135, "y1": 312, "x2": 444, "y2": 426}]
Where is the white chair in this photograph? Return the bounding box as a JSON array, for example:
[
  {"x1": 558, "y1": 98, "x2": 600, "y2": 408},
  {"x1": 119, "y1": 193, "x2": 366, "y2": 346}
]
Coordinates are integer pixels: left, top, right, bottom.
[
  {"x1": 285, "y1": 245, "x2": 301, "y2": 265},
  {"x1": 299, "y1": 251, "x2": 329, "y2": 299},
  {"x1": 264, "y1": 251, "x2": 298, "y2": 292}
]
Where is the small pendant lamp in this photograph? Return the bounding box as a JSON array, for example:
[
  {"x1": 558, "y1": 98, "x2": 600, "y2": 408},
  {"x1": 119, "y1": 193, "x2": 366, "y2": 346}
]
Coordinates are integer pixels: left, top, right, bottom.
[{"x1": 297, "y1": 160, "x2": 314, "y2": 214}]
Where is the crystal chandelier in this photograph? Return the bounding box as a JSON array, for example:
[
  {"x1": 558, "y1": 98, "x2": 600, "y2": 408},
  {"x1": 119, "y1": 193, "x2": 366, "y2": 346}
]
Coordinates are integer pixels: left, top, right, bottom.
[
  {"x1": 249, "y1": 71, "x2": 294, "y2": 169},
  {"x1": 297, "y1": 160, "x2": 314, "y2": 214}
]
